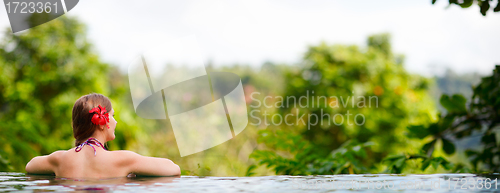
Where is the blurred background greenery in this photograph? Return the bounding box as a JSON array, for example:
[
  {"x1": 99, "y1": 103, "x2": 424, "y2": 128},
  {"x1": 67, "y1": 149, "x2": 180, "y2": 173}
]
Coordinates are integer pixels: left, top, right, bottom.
[{"x1": 0, "y1": 9, "x2": 499, "y2": 176}]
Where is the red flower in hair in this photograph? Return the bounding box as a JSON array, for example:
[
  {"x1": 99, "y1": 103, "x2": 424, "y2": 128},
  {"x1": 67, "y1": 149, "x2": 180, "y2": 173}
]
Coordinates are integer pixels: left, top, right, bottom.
[{"x1": 89, "y1": 105, "x2": 109, "y2": 128}]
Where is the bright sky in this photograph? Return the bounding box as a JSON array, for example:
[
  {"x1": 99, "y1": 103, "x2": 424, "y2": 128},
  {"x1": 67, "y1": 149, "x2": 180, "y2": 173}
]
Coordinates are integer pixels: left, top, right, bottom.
[{"x1": 1, "y1": 0, "x2": 500, "y2": 76}]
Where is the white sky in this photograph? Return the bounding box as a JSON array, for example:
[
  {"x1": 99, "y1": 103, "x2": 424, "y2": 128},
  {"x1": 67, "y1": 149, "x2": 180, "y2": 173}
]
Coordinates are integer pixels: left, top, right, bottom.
[{"x1": 1, "y1": 0, "x2": 500, "y2": 76}]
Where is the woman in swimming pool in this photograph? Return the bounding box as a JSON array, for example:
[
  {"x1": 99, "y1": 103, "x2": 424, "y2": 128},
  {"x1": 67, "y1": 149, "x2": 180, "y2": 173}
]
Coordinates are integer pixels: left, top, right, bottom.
[{"x1": 25, "y1": 93, "x2": 180, "y2": 178}]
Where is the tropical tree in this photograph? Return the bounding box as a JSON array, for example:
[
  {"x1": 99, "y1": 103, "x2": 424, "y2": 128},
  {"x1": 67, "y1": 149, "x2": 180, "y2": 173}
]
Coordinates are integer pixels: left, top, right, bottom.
[
  {"x1": 400, "y1": 65, "x2": 500, "y2": 173},
  {"x1": 248, "y1": 34, "x2": 437, "y2": 175},
  {"x1": 433, "y1": 0, "x2": 500, "y2": 16}
]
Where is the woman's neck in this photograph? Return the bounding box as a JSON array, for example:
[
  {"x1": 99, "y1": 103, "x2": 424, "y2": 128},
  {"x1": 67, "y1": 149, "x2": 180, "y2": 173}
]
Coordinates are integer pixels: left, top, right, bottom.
[{"x1": 89, "y1": 132, "x2": 107, "y2": 145}]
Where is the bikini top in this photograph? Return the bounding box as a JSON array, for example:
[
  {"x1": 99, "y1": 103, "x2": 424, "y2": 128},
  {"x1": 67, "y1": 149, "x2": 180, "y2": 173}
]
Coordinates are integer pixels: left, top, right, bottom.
[{"x1": 75, "y1": 138, "x2": 106, "y2": 156}]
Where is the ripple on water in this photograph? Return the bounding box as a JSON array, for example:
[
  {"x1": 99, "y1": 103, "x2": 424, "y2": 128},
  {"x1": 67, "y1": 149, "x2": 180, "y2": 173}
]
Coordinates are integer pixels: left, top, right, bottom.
[{"x1": 0, "y1": 173, "x2": 499, "y2": 192}]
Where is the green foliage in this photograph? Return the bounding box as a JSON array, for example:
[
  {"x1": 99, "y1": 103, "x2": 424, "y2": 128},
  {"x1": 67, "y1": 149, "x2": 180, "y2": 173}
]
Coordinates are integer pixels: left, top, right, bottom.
[
  {"x1": 367, "y1": 33, "x2": 392, "y2": 58},
  {"x1": 465, "y1": 65, "x2": 500, "y2": 171},
  {"x1": 430, "y1": 69, "x2": 482, "y2": 113},
  {"x1": 405, "y1": 65, "x2": 500, "y2": 173},
  {"x1": 248, "y1": 129, "x2": 375, "y2": 175},
  {"x1": 433, "y1": 0, "x2": 500, "y2": 16},
  {"x1": 311, "y1": 140, "x2": 374, "y2": 175},
  {"x1": 181, "y1": 164, "x2": 212, "y2": 177},
  {"x1": 383, "y1": 153, "x2": 456, "y2": 174},
  {"x1": 439, "y1": 94, "x2": 467, "y2": 114},
  {"x1": 248, "y1": 129, "x2": 315, "y2": 175},
  {"x1": 249, "y1": 34, "x2": 437, "y2": 175}
]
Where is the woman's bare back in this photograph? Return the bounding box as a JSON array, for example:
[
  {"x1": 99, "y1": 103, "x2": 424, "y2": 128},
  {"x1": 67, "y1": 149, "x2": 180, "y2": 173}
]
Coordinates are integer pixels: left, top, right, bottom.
[
  {"x1": 26, "y1": 146, "x2": 180, "y2": 178},
  {"x1": 54, "y1": 146, "x2": 130, "y2": 178}
]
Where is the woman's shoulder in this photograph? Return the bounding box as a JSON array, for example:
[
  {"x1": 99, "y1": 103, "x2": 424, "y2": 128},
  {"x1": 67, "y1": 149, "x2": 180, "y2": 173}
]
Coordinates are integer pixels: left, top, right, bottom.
[
  {"x1": 107, "y1": 150, "x2": 144, "y2": 160},
  {"x1": 109, "y1": 150, "x2": 140, "y2": 156},
  {"x1": 26, "y1": 150, "x2": 68, "y2": 169},
  {"x1": 49, "y1": 150, "x2": 69, "y2": 158},
  {"x1": 47, "y1": 150, "x2": 72, "y2": 162},
  {"x1": 106, "y1": 150, "x2": 144, "y2": 166}
]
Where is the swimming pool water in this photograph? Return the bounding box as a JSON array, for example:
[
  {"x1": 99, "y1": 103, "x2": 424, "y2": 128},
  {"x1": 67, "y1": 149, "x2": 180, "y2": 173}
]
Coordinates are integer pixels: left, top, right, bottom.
[{"x1": 1, "y1": 172, "x2": 500, "y2": 192}]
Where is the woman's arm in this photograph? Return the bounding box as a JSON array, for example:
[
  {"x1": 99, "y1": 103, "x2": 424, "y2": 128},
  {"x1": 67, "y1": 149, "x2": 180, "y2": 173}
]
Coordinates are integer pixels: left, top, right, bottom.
[
  {"x1": 25, "y1": 151, "x2": 63, "y2": 174},
  {"x1": 117, "y1": 151, "x2": 180, "y2": 176}
]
